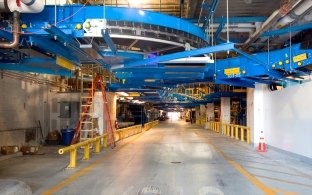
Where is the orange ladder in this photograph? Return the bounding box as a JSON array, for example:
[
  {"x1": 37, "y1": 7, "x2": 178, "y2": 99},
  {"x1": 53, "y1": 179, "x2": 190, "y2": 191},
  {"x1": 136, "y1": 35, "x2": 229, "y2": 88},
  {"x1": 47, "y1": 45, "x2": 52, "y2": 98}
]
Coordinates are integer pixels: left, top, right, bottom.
[{"x1": 71, "y1": 73, "x2": 115, "y2": 147}]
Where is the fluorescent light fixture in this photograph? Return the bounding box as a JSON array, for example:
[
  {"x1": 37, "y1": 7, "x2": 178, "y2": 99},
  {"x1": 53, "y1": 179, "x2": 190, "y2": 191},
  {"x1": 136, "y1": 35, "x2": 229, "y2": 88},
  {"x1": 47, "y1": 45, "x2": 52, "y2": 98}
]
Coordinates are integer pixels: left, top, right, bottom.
[
  {"x1": 79, "y1": 44, "x2": 92, "y2": 48},
  {"x1": 116, "y1": 92, "x2": 129, "y2": 96},
  {"x1": 144, "y1": 79, "x2": 156, "y2": 82},
  {"x1": 139, "y1": 10, "x2": 145, "y2": 16}
]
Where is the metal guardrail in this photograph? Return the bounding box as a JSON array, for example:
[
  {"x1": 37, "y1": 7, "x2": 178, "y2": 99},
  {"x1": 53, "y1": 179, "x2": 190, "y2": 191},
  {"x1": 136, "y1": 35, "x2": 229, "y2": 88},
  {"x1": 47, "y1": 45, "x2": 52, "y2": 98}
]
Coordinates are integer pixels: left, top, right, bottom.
[
  {"x1": 208, "y1": 121, "x2": 250, "y2": 144},
  {"x1": 58, "y1": 120, "x2": 159, "y2": 168}
]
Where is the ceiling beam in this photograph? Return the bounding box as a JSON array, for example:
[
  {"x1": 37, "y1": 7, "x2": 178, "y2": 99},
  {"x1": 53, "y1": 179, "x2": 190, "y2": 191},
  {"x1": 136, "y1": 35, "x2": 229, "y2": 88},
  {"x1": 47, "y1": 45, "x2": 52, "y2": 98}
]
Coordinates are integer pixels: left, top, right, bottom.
[{"x1": 115, "y1": 43, "x2": 234, "y2": 69}]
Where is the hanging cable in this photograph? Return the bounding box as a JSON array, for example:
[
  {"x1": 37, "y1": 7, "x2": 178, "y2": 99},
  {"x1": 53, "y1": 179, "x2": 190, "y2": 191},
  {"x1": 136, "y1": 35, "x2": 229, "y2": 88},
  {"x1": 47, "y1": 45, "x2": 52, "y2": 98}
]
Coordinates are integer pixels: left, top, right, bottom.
[
  {"x1": 226, "y1": 0, "x2": 229, "y2": 43},
  {"x1": 54, "y1": 0, "x2": 57, "y2": 26},
  {"x1": 267, "y1": 37, "x2": 270, "y2": 70},
  {"x1": 289, "y1": 23, "x2": 292, "y2": 71},
  {"x1": 197, "y1": 0, "x2": 205, "y2": 26},
  {"x1": 226, "y1": 0, "x2": 229, "y2": 55}
]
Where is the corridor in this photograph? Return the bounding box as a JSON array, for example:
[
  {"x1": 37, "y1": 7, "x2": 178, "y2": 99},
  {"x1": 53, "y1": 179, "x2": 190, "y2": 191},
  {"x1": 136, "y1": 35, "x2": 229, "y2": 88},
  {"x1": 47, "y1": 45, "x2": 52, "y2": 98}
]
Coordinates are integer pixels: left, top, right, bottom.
[{"x1": 1, "y1": 120, "x2": 312, "y2": 195}]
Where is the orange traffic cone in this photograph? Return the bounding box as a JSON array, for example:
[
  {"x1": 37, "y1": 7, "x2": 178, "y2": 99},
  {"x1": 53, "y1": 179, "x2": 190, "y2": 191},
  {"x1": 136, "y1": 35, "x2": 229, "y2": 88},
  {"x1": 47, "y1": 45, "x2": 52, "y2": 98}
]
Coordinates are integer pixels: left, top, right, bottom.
[{"x1": 257, "y1": 131, "x2": 267, "y2": 152}]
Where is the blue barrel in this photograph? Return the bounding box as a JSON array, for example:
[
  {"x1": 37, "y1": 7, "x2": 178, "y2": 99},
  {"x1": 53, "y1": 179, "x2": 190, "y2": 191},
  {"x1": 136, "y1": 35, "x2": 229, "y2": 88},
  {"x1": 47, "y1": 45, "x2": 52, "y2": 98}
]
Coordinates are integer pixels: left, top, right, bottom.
[{"x1": 61, "y1": 128, "x2": 75, "y2": 146}]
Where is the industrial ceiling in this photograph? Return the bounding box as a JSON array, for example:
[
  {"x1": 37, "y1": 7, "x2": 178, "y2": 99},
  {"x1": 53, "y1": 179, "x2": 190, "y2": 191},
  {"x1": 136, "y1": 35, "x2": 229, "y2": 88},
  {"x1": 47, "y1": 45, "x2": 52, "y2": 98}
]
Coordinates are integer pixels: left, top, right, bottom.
[{"x1": 1, "y1": 0, "x2": 312, "y2": 110}]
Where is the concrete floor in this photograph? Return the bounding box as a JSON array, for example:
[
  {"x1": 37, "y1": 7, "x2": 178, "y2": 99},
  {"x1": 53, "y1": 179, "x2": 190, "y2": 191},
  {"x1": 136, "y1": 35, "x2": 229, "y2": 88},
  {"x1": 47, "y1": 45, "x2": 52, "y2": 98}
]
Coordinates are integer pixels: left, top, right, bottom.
[{"x1": 0, "y1": 120, "x2": 311, "y2": 195}]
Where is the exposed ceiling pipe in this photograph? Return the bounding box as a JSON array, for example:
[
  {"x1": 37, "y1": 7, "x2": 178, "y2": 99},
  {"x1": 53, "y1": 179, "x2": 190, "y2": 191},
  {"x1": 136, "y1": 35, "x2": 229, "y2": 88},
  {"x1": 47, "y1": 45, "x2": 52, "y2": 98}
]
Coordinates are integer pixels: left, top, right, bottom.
[
  {"x1": 270, "y1": 8, "x2": 312, "y2": 46},
  {"x1": 0, "y1": 11, "x2": 20, "y2": 48},
  {"x1": 242, "y1": 0, "x2": 304, "y2": 50},
  {"x1": 265, "y1": 1, "x2": 312, "y2": 46},
  {"x1": 0, "y1": 0, "x2": 44, "y2": 49},
  {"x1": 0, "y1": 0, "x2": 44, "y2": 13}
]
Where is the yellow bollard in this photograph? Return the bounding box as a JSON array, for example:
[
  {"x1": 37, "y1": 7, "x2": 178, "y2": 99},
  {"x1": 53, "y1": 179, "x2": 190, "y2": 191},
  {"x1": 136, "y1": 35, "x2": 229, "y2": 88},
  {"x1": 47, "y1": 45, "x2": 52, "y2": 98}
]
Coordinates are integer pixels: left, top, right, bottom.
[
  {"x1": 241, "y1": 128, "x2": 245, "y2": 142},
  {"x1": 95, "y1": 139, "x2": 101, "y2": 153},
  {"x1": 229, "y1": 125, "x2": 231, "y2": 137},
  {"x1": 225, "y1": 124, "x2": 230, "y2": 136},
  {"x1": 104, "y1": 136, "x2": 108, "y2": 148},
  {"x1": 231, "y1": 125, "x2": 234, "y2": 138},
  {"x1": 235, "y1": 125, "x2": 239, "y2": 140},
  {"x1": 83, "y1": 143, "x2": 90, "y2": 160},
  {"x1": 68, "y1": 149, "x2": 77, "y2": 168},
  {"x1": 119, "y1": 131, "x2": 123, "y2": 140},
  {"x1": 246, "y1": 127, "x2": 250, "y2": 144}
]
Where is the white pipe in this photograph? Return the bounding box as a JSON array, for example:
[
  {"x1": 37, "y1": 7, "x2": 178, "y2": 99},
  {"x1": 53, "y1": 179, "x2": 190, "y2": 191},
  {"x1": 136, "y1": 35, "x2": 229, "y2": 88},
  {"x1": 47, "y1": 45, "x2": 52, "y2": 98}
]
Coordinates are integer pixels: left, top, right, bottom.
[
  {"x1": 275, "y1": 0, "x2": 312, "y2": 29},
  {"x1": 2, "y1": 0, "x2": 44, "y2": 13}
]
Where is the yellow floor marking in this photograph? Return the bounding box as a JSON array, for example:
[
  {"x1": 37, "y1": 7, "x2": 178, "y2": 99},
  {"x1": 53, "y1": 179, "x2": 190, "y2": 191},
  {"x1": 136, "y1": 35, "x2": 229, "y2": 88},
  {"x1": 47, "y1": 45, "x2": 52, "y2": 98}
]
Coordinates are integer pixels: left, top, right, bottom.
[
  {"x1": 243, "y1": 165, "x2": 312, "y2": 179},
  {"x1": 254, "y1": 174, "x2": 312, "y2": 188},
  {"x1": 201, "y1": 133, "x2": 276, "y2": 195},
  {"x1": 42, "y1": 133, "x2": 144, "y2": 195},
  {"x1": 271, "y1": 188, "x2": 300, "y2": 195}
]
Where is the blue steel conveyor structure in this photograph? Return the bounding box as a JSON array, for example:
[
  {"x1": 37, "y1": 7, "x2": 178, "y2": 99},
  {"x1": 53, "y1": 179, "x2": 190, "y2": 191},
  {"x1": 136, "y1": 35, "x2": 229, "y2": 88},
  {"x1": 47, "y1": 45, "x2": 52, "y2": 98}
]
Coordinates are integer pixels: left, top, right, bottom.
[{"x1": 0, "y1": 4, "x2": 312, "y2": 108}]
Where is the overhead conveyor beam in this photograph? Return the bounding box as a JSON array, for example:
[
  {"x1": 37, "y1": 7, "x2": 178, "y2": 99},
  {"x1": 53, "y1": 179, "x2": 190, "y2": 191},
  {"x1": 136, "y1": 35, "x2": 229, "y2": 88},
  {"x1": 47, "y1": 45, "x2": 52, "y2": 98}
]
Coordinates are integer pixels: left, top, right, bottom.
[
  {"x1": 113, "y1": 67, "x2": 207, "y2": 73},
  {"x1": 0, "y1": 61, "x2": 73, "y2": 76},
  {"x1": 262, "y1": 23, "x2": 312, "y2": 37},
  {"x1": 101, "y1": 30, "x2": 117, "y2": 55},
  {"x1": 214, "y1": 18, "x2": 226, "y2": 41},
  {"x1": 202, "y1": 0, "x2": 219, "y2": 31},
  {"x1": 45, "y1": 26, "x2": 79, "y2": 48},
  {"x1": 115, "y1": 72, "x2": 205, "y2": 80},
  {"x1": 29, "y1": 36, "x2": 80, "y2": 64},
  {"x1": 188, "y1": 17, "x2": 268, "y2": 23},
  {"x1": 114, "y1": 43, "x2": 234, "y2": 69}
]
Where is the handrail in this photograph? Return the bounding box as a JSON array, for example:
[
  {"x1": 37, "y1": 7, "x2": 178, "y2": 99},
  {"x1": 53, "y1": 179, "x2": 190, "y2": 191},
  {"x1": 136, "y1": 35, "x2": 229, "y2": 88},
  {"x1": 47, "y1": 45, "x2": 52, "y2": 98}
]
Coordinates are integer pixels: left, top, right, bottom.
[
  {"x1": 59, "y1": 120, "x2": 159, "y2": 168},
  {"x1": 208, "y1": 121, "x2": 250, "y2": 144}
]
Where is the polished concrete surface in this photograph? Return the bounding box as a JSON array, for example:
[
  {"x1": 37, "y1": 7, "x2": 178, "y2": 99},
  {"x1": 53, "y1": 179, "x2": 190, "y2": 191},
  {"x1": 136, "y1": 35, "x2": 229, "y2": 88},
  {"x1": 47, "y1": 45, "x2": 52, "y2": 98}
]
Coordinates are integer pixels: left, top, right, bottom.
[{"x1": 0, "y1": 120, "x2": 311, "y2": 194}]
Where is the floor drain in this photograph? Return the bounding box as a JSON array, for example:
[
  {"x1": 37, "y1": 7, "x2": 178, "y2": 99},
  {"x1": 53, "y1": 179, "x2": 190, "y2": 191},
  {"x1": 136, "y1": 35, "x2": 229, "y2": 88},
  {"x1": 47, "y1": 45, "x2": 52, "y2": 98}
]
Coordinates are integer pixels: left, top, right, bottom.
[{"x1": 171, "y1": 161, "x2": 182, "y2": 164}]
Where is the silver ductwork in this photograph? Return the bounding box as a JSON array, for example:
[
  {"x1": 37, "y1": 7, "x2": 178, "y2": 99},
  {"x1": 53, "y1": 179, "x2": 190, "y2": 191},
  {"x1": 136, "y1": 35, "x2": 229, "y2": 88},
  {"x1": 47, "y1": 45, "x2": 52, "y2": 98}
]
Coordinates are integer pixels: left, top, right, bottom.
[
  {"x1": 269, "y1": 1, "x2": 312, "y2": 46},
  {"x1": 242, "y1": 0, "x2": 305, "y2": 50},
  {"x1": 0, "y1": 0, "x2": 44, "y2": 13}
]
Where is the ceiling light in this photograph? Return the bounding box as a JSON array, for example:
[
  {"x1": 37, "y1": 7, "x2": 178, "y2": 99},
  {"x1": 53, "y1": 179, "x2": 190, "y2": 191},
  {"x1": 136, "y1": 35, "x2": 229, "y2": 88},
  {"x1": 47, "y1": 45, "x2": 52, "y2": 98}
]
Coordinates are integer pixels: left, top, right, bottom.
[
  {"x1": 116, "y1": 92, "x2": 129, "y2": 96},
  {"x1": 144, "y1": 79, "x2": 156, "y2": 82}
]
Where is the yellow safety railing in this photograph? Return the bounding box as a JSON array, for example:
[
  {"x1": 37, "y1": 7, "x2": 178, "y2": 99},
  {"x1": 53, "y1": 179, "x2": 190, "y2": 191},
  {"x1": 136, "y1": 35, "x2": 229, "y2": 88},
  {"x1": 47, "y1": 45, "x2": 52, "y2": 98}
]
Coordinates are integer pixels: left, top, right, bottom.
[
  {"x1": 209, "y1": 122, "x2": 250, "y2": 144},
  {"x1": 143, "y1": 120, "x2": 159, "y2": 131},
  {"x1": 116, "y1": 125, "x2": 142, "y2": 140},
  {"x1": 209, "y1": 121, "x2": 222, "y2": 133},
  {"x1": 200, "y1": 118, "x2": 206, "y2": 126},
  {"x1": 59, "y1": 120, "x2": 159, "y2": 168}
]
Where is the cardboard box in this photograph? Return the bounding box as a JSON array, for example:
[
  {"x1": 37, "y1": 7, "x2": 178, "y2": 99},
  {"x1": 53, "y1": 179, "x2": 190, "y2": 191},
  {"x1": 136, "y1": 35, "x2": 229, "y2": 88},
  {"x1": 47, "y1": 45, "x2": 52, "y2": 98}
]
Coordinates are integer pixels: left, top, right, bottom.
[
  {"x1": 21, "y1": 146, "x2": 39, "y2": 155},
  {"x1": 1, "y1": 146, "x2": 19, "y2": 155},
  {"x1": 47, "y1": 130, "x2": 61, "y2": 141}
]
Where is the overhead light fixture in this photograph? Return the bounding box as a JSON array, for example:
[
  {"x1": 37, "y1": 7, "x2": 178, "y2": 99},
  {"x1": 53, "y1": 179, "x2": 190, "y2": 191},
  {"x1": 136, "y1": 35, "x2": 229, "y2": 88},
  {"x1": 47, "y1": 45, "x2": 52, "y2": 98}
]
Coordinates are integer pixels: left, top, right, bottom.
[
  {"x1": 79, "y1": 44, "x2": 92, "y2": 48},
  {"x1": 144, "y1": 79, "x2": 156, "y2": 82},
  {"x1": 116, "y1": 92, "x2": 129, "y2": 96},
  {"x1": 139, "y1": 10, "x2": 145, "y2": 16}
]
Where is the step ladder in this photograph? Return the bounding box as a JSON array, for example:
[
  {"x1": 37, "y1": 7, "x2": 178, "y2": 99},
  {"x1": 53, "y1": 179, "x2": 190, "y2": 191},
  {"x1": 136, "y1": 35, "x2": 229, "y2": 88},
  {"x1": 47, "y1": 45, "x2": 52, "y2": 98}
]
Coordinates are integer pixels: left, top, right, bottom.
[{"x1": 71, "y1": 69, "x2": 115, "y2": 147}]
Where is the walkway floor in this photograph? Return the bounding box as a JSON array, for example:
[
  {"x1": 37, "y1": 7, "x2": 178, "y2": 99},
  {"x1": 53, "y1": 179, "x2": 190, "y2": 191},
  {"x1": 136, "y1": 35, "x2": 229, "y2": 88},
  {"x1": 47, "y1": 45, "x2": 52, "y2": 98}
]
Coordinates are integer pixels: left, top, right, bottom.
[{"x1": 0, "y1": 120, "x2": 311, "y2": 195}]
